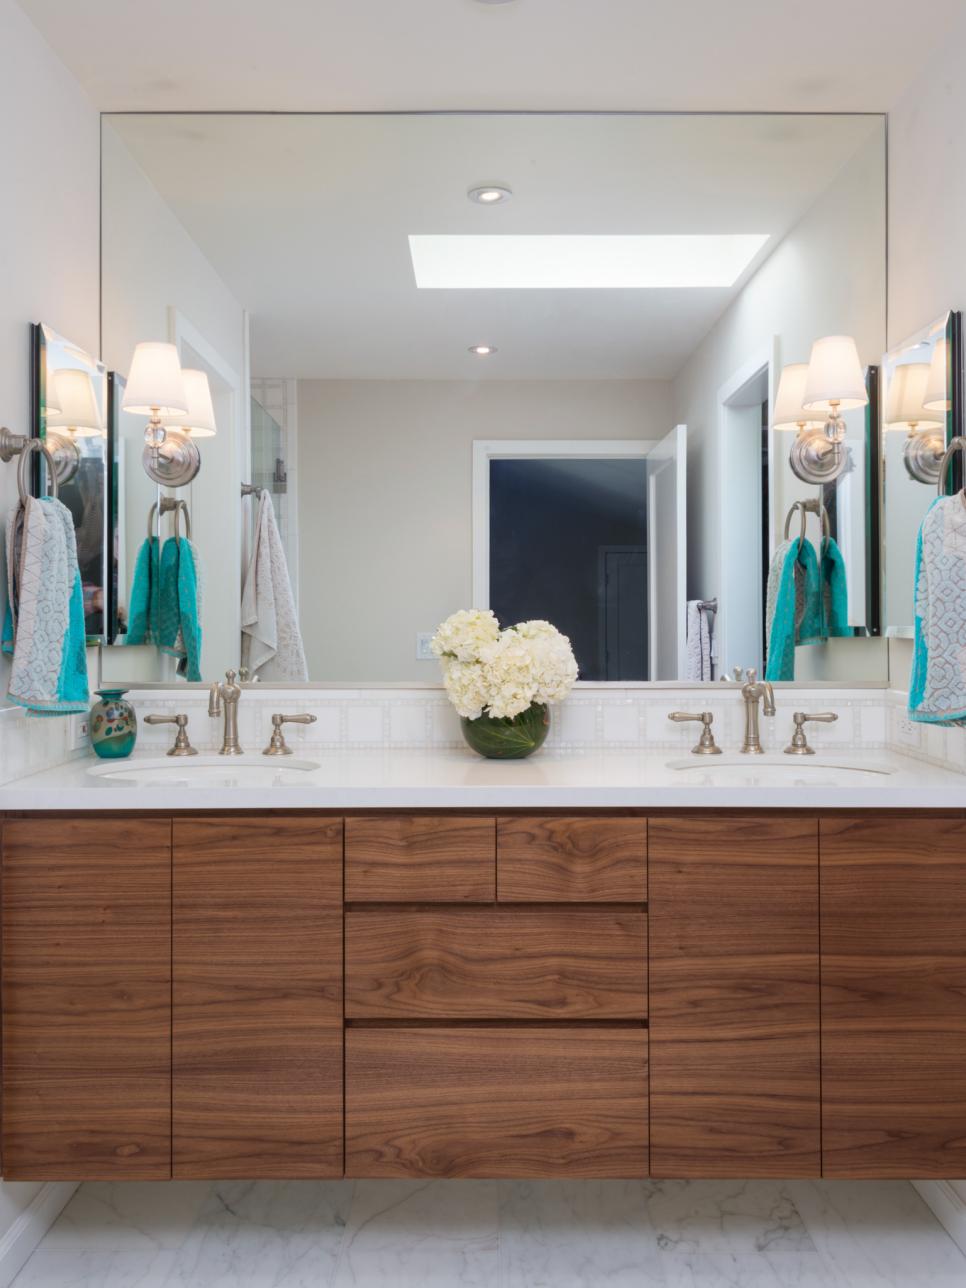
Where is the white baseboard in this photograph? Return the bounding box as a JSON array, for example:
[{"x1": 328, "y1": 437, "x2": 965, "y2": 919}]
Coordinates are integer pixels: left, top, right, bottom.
[
  {"x1": 0, "y1": 1182, "x2": 78, "y2": 1288},
  {"x1": 914, "y1": 1180, "x2": 966, "y2": 1257}
]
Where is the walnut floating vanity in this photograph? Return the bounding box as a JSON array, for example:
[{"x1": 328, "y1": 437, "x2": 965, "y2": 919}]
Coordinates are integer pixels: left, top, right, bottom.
[{"x1": 2, "y1": 807, "x2": 965, "y2": 1182}]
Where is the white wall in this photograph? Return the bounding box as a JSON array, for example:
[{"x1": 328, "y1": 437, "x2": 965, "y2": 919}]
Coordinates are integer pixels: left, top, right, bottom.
[
  {"x1": 672, "y1": 126, "x2": 887, "y2": 680},
  {"x1": 297, "y1": 378, "x2": 671, "y2": 680},
  {"x1": 100, "y1": 124, "x2": 248, "y2": 683},
  {"x1": 0, "y1": 0, "x2": 98, "y2": 1252}
]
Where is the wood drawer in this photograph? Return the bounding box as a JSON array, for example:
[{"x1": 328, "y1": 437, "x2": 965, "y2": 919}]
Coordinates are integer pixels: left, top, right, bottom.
[
  {"x1": 346, "y1": 907, "x2": 646, "y2": 1019},
  {"x1": 345, "y1": 816, "x2": 495, "y2": 902},
  {"x1": 346, "y1": 1026, "x2": 648, "y2": 1177},
  {"x1": 498, "y1": 816, "x2": 646, "y2": 902}
]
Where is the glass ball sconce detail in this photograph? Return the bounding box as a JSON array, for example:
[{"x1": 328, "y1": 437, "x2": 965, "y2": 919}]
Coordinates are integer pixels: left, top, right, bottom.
[{"x1": 122, "y1": 342, "x2": 202, "y2": 486}]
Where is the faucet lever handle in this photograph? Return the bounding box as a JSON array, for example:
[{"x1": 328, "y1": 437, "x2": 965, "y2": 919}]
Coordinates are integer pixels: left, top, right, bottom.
[
  {"x1": 668, "y1": 711, "x2": 722, "y2": 756},
  {"x1": 264, "y1": 713, "x2": 317, "y2": 757},
  {"x1": 785, "y1": 710, "x2": 838, "y2": 756},
  {"x1": 144, "y1": 712, "x2": 197, "y2": 757}
]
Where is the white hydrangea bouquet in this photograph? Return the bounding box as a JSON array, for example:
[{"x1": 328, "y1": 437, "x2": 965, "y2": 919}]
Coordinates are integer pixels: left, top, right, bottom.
[{"x1": 431, "y1": 609, "x2": 578, "y2": 759}]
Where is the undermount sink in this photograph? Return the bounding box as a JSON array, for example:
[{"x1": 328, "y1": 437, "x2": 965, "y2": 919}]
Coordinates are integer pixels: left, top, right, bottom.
[
  {"x1": 87, "y1": 755, "x2": 321, "y2": 788},
  {"x1": 665, "y1": 755, "x2": 896, "y2": 784}
]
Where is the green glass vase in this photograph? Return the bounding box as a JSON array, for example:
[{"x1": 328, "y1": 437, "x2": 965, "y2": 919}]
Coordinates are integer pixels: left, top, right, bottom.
[
  {"x1": 89, "y1": 689, "x2": 137, "y2": 759},
  {"x1": 461, "y1": 702, "x2": 550, "y2": 760}
]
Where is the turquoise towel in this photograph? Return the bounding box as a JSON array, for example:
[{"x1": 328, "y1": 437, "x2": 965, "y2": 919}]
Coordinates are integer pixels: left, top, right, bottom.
[
  {"x1": 2, "y1": 496, "x2": 89, "y2": 716},
  {"x1": 765, "y1": 537, "x2": 822, "y2": 681},
  {"x1": 125, "y1": 536, "x2": 159, "y2": 644},
  {"x1": 821, "y1": 537, "x2": 851, "y2": 639},
  {"x1": 158, "y1": 536, "x2": 202, "y2": 682},
  {"x1": 910, "y1": 496, "x2": 966, "y2": 725}
]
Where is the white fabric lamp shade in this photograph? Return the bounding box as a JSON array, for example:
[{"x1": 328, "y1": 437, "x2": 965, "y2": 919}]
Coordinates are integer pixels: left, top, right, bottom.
[
  {"x1": 802, "y1": 335, "x2": 868, "y2": 412},
  {"x1": 160, "y1": 368, "x2": 217, "y2": 437},
  {"x1": 772, "y1": 363, "x2": 825, "y2": 431},
  {"x1": 923, "y1": 338, "x2": 951, "y2": 412},
  {"x1": 884, "y1": 362, "x2": 943, "y2": 431},
  {"x1": 46, "y1": 368, "x2": 103, "y2": 437},
  {"x1": 122, "y1": 342, "x2": 188, "y2": 415}
]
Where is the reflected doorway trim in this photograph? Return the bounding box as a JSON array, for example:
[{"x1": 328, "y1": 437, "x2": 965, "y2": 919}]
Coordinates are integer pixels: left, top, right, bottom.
[
  {"x1": 715, "y1": 339, "x2": 778, "y2": 678},
  {"x1": 471, "y1": 439, "x2": 655, "y2": 612}
]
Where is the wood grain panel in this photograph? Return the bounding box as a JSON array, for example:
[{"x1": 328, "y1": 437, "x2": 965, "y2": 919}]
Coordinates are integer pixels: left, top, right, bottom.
[
  {"x1": 498, "y1": 816, "x2": 646, "y2": 902},
  {"x1": 821, "y1": 815, "x2": 966, "y2": 1177},
  {"x1": 173, "y1": 817, "x2": 343, "y2": 1178},
  {"x1": 346, "y1": 907, "x2": 646, "y2": 1019},
  {"x1": 649, "y1": 816, "x2": 820, "y2": 1177},
  {"x1": 346, "y1": 1026, "x2": 648, "y2": 1177},
  {"x1": 2, "y1": 817, "x2": 171, "y2": 1180},
  {"x1": 346, "y1": 815, "x2": 494, "y2": 902}
]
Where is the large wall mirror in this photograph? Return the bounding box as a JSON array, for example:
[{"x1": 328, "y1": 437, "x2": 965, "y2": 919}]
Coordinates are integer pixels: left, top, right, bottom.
[{"x1": 98, "y1": 112, "x2": 887, "y2": 686}]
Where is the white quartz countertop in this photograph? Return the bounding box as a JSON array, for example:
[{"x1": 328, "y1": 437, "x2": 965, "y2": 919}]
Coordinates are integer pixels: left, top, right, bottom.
[{"x1": 2, "y1": 746, "x2": 965, "y2": 810}]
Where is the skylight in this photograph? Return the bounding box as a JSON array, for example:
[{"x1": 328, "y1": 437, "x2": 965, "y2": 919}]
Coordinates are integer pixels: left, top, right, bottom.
[{"x1": 409, "y1": 234, "x2": 770, "y2": 290}]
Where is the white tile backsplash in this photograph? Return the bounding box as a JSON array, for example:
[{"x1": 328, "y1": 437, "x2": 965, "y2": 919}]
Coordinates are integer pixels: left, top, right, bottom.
[{"x1": 5, "y1": 683, "x2": 966, "y2": 779}]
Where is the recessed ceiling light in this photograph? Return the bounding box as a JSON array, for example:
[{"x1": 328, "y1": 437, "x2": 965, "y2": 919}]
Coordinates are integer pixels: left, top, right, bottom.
[
  {"x1": 410, "y1": 233, "x2": 771, "y2": 290},
  {"x1": 475, "y1": 0, "x2": 516, "y2": 5},
  {"x1": 469, "y1": 345, "x2": 497, "y2": 356},
  {"x1": 468, "y1": 184, "x2": 513, "y2": 206}
]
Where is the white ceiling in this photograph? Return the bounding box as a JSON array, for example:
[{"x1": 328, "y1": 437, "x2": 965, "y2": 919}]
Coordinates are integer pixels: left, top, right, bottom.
[
  {"x1": 105, "y1": 113, "x2": 883, "y2": 380},
  {"x1": 14, "y1": 0, "x2": 965, "y2": 114}
]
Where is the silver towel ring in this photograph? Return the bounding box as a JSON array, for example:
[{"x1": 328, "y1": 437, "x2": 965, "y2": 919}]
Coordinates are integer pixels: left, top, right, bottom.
[
  {"x1": 147, "y1": 496, "x2": 192, "y2": 541},
  {"x1": 17, "y1": 438, "x2": 59, "y2": 502},
  {"x1": 936, "y1": 436, "x2": 966, "y2": 497},
  {"x1": 783, "y1": 499, "x2": 830, "y2": 545}
]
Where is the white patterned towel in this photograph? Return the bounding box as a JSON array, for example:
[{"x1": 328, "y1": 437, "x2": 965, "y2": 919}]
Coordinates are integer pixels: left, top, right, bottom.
[
  {"x1": 241, "y1": 491, "x2": 308, "y2": 681},
  {"x1": 909, "y1": 496, "x2": 966, "y2": 725}
]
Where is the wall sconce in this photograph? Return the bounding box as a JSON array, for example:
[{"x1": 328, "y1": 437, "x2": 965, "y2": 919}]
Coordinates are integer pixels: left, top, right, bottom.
[
  {"x1": 923, "y1": 337, "x2": 951, "y2": 413},
  {"x1": 791, "y1": 335, "x2": 868, "y2": 484},
  {"x1": 884, "y1": 361, "x2": 945, "y2": 483},
  {"x1": 161, "y1": 369, "x2": 217, "y2": 438},
  {"x1": 121, "y1": 342, "x2": 200, "y2": 486},
  {"x1": 773, "y1": 361, "x2": 846, "y2": 484}
]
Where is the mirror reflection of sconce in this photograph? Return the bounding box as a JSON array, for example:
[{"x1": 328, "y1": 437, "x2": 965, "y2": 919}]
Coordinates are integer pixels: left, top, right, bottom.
[
  {"x1": 122, "y1": 341, "x2": 202, "y2": 487},
  {"x1": 774, "y1": 337, "x2": 867, "y2": 484},
  {"x1": 42, "y1": 368, "x2": 106, "y2": 485},
  {"x1": 161, "y1": 368, "x2": 217, "y2": 439},
  {"x1": 884, "y1": 361, "x2": 946, "y2": 483}
]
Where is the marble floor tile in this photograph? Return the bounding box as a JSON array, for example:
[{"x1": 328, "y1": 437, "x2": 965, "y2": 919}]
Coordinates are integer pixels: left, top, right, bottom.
[
  {"x1": 332, "y1": 1179, "x2": 500, "y2": 1287},
  {"x1": 498, "y1": 1179, "x2": 665, "y2": 1287},
  {"x1": 788, "y1": 1179, "x2": 966, "y2": 1288},
  {"x1": 658, "y1": 1248, "x2": 832, "y2": 1287},
  {"x1": 163, "y1": 1180, "x2": 354, "y2": 1288},
  {"x1": 11, "y1": 1248, "x2": 180, "y2": 1288},
  {"x1": 646, "y1": 1179, "x2": 817, "y2": 1255},
  {"x1": 39, "y1": 1181, "x2": 212, "y2": 1253}
]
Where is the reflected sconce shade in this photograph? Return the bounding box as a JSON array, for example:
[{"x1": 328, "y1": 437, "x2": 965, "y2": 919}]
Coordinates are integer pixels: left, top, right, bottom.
[
  {"x1": 161, "y1": 369, "x2": 217, "y2": 437},
  {"x1": 923, "y1": 338, "x2": 951, "y2": 412},
  {"x1": 884, "y1": 363, "x2": 943, "y2": 431},
  {"x1": 771, "y1": 364, "x2": 825, "y2": 432},
  {"x1": 802, "y1": 334, "x2": 868, "y2": 447},
  {"x1": 46, "y1": 369, "x2": 104, "y2": 438},
  {"x1": 122, "y1": 342, "x2": 201, "y2": 487}
]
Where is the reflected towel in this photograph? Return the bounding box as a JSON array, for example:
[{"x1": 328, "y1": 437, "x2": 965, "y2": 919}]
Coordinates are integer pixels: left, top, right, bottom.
[
  {"x1": 158, "y1": 536, "x2": 203, "y2": 682},
  {"x1": 125, "y1": 536, "x2": 159, "y2": 644},
  {"x1": 241, "y1": 491, "x2": 307, "y2": 681},
  {"x1": 2, "y1": 495, "x2": 89, "y2": 715},
  {"x1": 910, "y1": 496, "x2": 966, "y2": 725},
  {"x1": 821, "y1": 537, "x2": 851, "y2": 638},
  {"x1": 765, "y1": 537, "x2": 821, "y2": 682},
  {"x1": 686, "y1": 600, "x2": 712, "y2": 681}
]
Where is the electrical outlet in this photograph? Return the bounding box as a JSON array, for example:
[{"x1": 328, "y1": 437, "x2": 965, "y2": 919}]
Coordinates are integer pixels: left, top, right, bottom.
[
  {"x1": 895, "y1": 715, "x2": 920, "y2": 749},
  {"x1": 70, "y1": 713, "x2": 90, "y2": 752},
  {"x1": 416, "y1": 632, "x2": 436, "y2": 661}
]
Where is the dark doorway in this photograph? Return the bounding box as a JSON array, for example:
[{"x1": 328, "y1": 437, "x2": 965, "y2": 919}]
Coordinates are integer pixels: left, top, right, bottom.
[{"x1": 489, "y1": 457, "x2": 648, "y2": 681}]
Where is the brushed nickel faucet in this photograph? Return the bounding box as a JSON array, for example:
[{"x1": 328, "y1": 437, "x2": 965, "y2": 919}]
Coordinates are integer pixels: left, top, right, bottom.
[
  {"x1": 739, "y1": 668, "x2": 776, "y2": 754},
  {"x1": 143, "y1": 712, "x2": 197, "y2": 757},
  {"x1": 667, "y1": 710, "x2": 722, "y2": 755},
  {"x1": 784, "y1": 710, "x2": 838, "y2": 755},
  {"x1": 208, "y1": 669, "x2": 244, "y2": 756}
]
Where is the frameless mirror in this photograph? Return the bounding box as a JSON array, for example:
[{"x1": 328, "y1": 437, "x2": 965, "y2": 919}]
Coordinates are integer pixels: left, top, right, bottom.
[
  {"x1": 33, "y1": 323, "x2": 109, "y2": 642},
  {"x1": 881, "y1": 311, "x2": 962, "y2": 635},
  {"x1": 98, "y1": 112, "x2": 887, "y2": 685}
]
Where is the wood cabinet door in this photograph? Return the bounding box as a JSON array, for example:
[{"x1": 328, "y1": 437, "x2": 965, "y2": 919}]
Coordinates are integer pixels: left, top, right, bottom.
[
  {"x1": 173, "y1": 817, "x2": 343, "y2": 1178},
  {"x1": 497, "y1": 816, "x2": 647, "y2": 902},
  {"x1": 346, "y1": 816, "x2": 495, "y2": 902},
  {"x1": 2, "y1": 817, "x2": 172, "y2": 1180},
  {"x1": 649, "y1": 816, "x2": 820, "y2": 1177},
  {"x1": 821, "y1": 815, "x2": 966, "y2": 1177},
  {"x1": 346, "y1": 1025, "x2": 648, "y2": 1178}
]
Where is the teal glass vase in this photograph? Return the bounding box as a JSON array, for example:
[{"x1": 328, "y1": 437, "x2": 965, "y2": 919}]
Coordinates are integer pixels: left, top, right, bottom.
[
  {"x1": 461, "y1": 703, "x2": 550, "y2": 760},
  {"x1": 89, "y1": 689, "x2": 137, "y2": 759}
]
